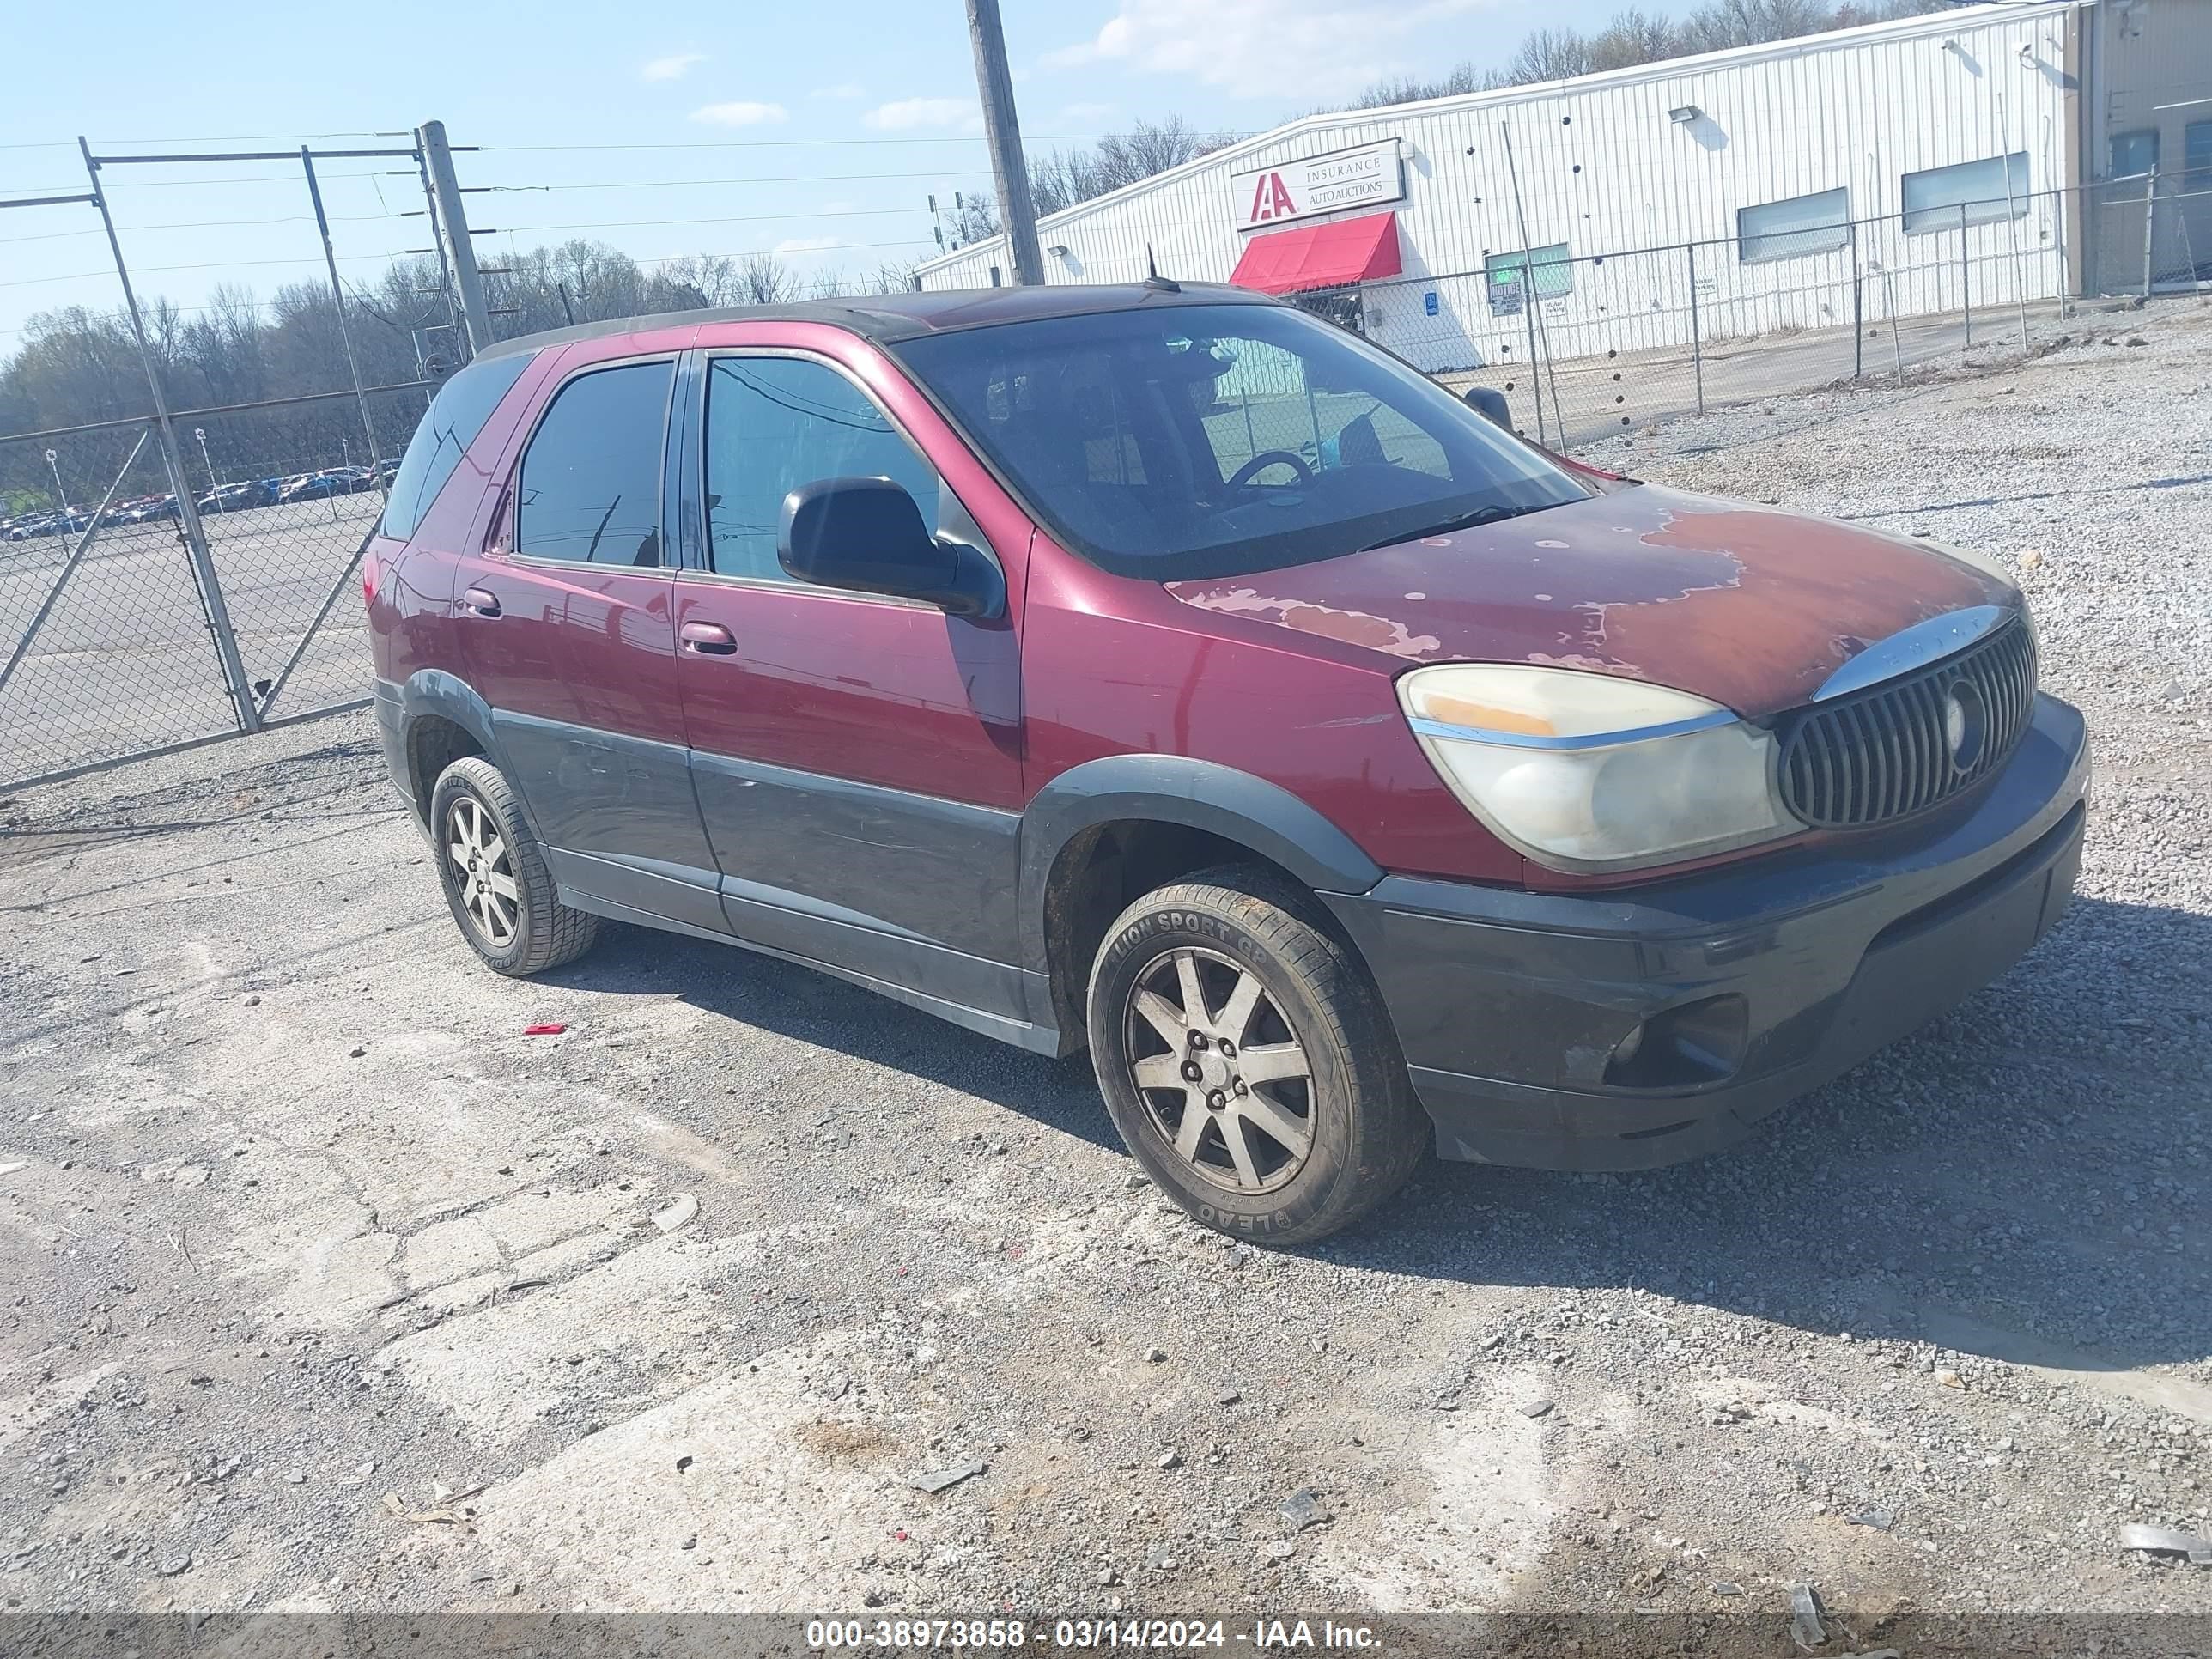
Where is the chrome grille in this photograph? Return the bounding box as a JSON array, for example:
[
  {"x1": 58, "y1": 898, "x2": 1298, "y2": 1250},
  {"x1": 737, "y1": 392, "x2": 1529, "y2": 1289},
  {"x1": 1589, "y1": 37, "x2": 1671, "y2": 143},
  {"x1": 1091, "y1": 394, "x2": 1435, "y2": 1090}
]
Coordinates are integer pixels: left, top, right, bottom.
[{"x1": 1778, "y1": 618, "x2": 2038, "y2": 830}]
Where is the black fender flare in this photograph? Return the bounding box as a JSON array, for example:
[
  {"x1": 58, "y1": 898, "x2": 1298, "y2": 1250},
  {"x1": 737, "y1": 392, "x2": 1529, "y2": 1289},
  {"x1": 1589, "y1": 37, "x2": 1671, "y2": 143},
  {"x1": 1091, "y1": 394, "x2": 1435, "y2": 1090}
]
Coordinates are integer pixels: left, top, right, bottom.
[
  {"x1": 388, "y1": 671, "x2": 522, "y2": 827},
  {"x1": 396, "y1": 670, "x2": 501, "y2": 763},
  {"x1": 1016, "y1": 753, "x2": 1384, "y2": 976}
]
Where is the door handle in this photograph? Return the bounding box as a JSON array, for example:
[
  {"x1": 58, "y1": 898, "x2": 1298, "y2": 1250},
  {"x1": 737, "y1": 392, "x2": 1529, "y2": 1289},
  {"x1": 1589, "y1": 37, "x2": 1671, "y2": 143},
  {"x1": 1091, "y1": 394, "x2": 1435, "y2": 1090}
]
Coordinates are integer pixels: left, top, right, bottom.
[
  {"x1": 680, "y1": 621, "x2": 738, "y2": 656},
  {"x1": 461, "y1": 586, "x2": 501, "y2": 618}
]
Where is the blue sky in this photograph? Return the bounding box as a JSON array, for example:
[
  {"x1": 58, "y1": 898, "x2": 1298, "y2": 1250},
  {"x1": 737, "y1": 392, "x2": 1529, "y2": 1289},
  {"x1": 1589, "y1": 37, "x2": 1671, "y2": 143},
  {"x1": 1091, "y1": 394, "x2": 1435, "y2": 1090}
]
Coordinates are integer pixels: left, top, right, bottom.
[{"x1": 1, "y1": 0, "x2": 1704, "y2": 346}]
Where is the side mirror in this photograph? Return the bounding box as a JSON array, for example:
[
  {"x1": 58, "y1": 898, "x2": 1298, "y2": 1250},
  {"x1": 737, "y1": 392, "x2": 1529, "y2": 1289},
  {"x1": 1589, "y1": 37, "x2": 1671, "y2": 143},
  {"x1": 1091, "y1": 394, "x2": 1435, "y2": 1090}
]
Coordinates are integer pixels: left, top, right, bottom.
[
  {"x1": 781, "y1": 476, "x2": 957, "y2": 597},
  {"x1": 779, "y1": 477, "x2": 1004, "y2": 618},
  {"x1": 1462, "y1": 386, "x2": 1514, "y2": 432}
]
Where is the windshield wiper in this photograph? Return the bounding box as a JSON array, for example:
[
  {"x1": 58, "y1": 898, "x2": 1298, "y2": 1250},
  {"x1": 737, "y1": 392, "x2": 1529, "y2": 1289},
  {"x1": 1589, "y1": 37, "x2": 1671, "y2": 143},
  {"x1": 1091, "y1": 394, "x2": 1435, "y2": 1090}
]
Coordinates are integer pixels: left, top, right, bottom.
[{"x1": 1359, "y1": 502, "x2": 1540, "y2": 552}]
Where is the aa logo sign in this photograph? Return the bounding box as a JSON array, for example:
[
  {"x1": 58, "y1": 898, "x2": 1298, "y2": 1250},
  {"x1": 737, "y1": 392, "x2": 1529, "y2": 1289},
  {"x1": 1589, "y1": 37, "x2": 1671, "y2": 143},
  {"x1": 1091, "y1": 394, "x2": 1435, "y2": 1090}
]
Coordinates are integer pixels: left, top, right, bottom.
[{"x1": 1231, "y1": 140, "x2": 1406, "y2": 232}]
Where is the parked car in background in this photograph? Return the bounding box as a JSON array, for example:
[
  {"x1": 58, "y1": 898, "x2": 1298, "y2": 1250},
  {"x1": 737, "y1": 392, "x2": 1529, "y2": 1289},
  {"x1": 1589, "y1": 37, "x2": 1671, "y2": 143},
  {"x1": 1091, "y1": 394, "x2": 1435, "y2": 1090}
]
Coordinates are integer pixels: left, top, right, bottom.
[
  {"x1": 278, "y1": 469, "x2": 369, "y2": 503},
  {"x1": 198, "y1": 479, "x2": 279, "y2": 514},
  {"x1": 366, "y1": 283, "x2": 2088, "y2": 1244}
]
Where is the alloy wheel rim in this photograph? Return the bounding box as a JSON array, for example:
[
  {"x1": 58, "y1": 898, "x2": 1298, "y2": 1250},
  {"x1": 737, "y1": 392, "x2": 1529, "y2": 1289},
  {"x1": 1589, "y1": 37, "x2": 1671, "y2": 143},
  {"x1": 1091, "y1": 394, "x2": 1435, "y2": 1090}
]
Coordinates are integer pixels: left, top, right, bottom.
[
  {"x1": 1123, "y1": 945, "x2": 1315, "y2": 1196},
  {"x1": 446, "y1": 793, "x2": 520, "y2": 947}
]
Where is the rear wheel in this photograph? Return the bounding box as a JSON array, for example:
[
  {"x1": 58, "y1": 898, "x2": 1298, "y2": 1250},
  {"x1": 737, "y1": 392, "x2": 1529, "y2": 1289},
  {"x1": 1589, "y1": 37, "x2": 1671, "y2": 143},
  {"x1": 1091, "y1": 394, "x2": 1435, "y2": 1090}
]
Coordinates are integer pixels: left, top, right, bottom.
[
  {"x1": 428, "y1": 755, "x2": 599, "y2": 976},
  {"x1": 1086, "y1": 866, "x2": 1428, "y2": 1244}
]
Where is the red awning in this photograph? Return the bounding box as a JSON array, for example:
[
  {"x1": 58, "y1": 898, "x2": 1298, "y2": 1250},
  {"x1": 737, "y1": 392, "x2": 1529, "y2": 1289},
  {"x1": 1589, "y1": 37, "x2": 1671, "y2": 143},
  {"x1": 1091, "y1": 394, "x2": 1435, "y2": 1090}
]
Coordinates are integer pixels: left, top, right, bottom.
[{"x1": 1229, "y1": 211, "x2": 1402, "y2": 295}]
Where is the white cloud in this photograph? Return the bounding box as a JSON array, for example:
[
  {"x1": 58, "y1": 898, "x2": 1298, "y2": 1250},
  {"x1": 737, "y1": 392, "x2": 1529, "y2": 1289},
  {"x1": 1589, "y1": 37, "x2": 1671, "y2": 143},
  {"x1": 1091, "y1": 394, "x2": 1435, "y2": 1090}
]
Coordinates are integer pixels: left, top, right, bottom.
[
  {"x1": 773, "y1": 235, "x2": 843, "y2": 254},
  {"x1": 862, "y1": 97, "x2": 981, "y2": 133},
  {"x1": 641, "y1": 51, "x2": 706, "y2": 82},
  {"x1": 811, "y1": 82, "x2": 866, "y2": 100},
  {"x1": 1054, "y1": 101, "x2": 1117, "y2": 125},
  {"x1": 689, "y1": 101, "x2": 790, "y2": 127},
  {"x1": 1044, "y1": 0, "x2": 1492, "y2": 100}
]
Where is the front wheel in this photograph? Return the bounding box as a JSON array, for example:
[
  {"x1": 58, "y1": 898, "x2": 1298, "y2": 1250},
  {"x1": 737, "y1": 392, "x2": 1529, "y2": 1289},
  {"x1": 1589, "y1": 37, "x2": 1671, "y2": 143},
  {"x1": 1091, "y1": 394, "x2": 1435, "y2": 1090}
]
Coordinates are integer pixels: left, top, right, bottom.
[{"x1": 1086, "y1": 867, "x2": 1428, "y2": 1244}]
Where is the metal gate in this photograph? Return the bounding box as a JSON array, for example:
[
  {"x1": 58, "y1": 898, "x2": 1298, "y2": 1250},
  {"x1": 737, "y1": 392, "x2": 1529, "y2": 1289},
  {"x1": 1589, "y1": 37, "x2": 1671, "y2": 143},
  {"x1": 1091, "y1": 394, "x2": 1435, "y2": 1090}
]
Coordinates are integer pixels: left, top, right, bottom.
[{"x1": 0, "y1": 382, "x2": 431, "y2": 789}]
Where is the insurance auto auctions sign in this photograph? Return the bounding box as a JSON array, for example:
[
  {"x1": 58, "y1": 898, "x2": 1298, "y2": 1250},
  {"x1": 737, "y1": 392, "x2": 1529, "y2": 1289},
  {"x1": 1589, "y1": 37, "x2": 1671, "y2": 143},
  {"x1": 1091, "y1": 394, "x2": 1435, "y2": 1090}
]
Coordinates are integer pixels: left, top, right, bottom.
[{"x1": 1232, "y1": 140, "x2": 1406, "y2": 231}]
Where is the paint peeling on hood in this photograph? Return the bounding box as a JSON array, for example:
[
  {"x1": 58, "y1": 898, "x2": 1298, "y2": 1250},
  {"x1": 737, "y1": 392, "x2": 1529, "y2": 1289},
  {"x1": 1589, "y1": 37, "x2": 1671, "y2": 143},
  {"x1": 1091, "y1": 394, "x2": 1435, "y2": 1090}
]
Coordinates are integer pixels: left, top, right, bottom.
[
  {"x1": 1162, "y1": 484, "x2": 2020, "y2": 718},
  {"x1": 1169, "y1": 586, "x2": 1442, "y2": 659}
]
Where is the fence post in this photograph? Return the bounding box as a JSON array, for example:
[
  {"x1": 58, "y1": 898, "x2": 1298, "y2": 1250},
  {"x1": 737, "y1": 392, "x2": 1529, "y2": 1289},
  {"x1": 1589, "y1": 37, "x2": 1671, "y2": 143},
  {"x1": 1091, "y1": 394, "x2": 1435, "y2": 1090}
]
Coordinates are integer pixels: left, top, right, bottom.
[
  {"x1": 1851, "y1": 221, "x2": 1864, "y2": 380},
  {"x1": 1686, "y1": 241, "x2": 1705, "y2": 416},
  {"x1": 76, "y1": 136, "x2": 260, "y2": 735},
  {"x1": 1498, "y1": 122, "x2": 1559, "y2": 449},
  {"x1": 1887, "y1": 268, "x2": 1906, "y2": 386},
  {"x1": 1960, "y1": 216, "x2": 1972, "y2": 348},
  {"x1": 302, "y1": 149, "x2": 385, "y2": 487},
  {"x1": 2142, "y1": 165, "x2": 2159, "y2": 297}
]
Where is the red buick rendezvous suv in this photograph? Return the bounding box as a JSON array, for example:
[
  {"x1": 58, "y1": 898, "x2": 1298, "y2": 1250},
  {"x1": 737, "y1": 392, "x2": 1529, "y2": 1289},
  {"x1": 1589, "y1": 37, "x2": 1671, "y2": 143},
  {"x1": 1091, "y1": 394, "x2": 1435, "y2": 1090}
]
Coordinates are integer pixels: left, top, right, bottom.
[{"x1": 366, "y1": 283, "x2": 2088, "y2": 1243}]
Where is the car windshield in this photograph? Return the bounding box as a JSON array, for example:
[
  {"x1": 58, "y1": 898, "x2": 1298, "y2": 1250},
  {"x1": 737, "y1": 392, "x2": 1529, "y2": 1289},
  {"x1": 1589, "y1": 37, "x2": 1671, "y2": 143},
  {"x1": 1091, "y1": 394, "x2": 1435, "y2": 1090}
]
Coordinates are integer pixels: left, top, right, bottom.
[{"x1": 893, "y1": 301, "x2": 1591, "y2": 581}]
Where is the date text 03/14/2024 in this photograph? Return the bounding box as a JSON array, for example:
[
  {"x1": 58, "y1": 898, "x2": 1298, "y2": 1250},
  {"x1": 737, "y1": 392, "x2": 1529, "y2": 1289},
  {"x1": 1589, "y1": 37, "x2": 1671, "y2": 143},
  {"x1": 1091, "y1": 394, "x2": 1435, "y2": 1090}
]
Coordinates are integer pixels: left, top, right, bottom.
[{"x1": 804, "y1": 1619, "x2": 1382, "y2": 1650}]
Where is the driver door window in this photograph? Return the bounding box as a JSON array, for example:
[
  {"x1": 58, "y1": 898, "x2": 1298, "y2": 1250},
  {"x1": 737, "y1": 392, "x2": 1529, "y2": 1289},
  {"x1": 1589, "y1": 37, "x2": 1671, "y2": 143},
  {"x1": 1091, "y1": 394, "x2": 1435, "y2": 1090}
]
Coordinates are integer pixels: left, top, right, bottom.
[{"x1": 704, "y1": 355, "x2": 939, "y2": 581}]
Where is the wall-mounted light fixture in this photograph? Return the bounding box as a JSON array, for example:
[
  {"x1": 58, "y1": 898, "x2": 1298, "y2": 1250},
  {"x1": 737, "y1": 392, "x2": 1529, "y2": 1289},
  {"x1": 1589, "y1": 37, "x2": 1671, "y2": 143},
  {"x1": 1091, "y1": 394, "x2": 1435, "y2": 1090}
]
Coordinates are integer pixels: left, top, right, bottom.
[
  {"x1": 1668, "y1": 105, "x2": 1703, "y2": 124},
  {"x1": 1048, "y1": 243, "x2": 1071, "y2": 257}
]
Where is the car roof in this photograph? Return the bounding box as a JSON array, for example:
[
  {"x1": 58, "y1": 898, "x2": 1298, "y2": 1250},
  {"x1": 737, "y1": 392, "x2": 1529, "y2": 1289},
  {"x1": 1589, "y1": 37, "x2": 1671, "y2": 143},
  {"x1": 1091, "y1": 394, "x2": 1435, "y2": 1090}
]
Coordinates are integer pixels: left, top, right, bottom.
[{"x1": 474, "y1": 281, "x2": 1279, "y2": 363}]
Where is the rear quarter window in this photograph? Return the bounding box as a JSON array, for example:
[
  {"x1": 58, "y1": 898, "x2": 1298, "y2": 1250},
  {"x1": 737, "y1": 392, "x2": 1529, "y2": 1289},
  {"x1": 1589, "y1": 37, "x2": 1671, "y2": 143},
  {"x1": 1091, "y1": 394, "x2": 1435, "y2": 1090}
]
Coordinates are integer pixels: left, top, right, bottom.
[{"x1": 380, "y1": 353, "x2": 535, "y2": 542}]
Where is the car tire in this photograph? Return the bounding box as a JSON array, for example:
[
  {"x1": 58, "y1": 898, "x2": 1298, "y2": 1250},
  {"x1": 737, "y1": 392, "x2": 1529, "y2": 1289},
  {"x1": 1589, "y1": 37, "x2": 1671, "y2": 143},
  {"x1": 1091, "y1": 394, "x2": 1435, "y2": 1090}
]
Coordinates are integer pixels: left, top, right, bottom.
[
  {"x1": 1086, "y1": 865, "x2": 1428, "y2": 1245},
  {"x1": 428, "y1": 755, "x2": 600, "y2": 976}
]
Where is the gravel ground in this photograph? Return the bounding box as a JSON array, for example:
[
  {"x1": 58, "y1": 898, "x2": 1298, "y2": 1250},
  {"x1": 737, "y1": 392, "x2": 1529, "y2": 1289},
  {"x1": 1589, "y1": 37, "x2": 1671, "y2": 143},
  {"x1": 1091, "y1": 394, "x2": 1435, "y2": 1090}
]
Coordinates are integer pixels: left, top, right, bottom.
[{"x1": 0, "y1": 300, "x2": 2207, "y2": 1643}]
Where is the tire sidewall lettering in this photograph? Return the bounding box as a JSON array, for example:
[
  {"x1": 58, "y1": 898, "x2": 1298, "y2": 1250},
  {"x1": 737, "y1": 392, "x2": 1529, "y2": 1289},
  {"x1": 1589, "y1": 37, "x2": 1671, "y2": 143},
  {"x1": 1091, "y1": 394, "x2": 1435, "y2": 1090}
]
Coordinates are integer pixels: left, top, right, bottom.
[{"x1": 1094, "y1": 900, "x2": 1337, "y2": 1237}]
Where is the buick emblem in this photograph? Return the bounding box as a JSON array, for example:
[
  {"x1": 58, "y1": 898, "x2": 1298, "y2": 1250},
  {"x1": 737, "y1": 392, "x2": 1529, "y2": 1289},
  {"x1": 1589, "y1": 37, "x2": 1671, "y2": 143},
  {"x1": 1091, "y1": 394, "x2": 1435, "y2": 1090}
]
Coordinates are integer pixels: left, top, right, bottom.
[{"x1": 1944, "y1": 681, "x2": 1986, "y2": 768}]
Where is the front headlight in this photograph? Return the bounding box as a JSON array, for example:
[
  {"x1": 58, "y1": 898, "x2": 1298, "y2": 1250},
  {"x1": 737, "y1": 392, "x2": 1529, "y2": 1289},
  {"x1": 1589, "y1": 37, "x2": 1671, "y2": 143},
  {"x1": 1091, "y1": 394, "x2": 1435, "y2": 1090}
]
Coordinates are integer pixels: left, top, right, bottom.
[{"x1": 1397, "y1": 664, "x2": 1797, "y2": 872}]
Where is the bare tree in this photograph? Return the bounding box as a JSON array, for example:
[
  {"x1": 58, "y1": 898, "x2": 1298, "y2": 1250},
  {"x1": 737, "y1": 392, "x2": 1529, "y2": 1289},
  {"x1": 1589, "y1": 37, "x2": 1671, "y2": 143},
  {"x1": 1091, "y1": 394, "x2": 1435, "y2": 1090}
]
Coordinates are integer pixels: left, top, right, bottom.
[
  {"x1": 1589, "y1": 8, "x2": 1680, "y2": 70},
  {"x1": 1508, "y1": 27, "x2": 1595, "y2": 83},
  {"x1": 738, "y1": 252, "x2": 797, "y2": 305},
  {"x1": 656, "y1": 253, "x2": 744, "y2": 307},
  {"x1": 866, "y1": 258, "x2": 923, "y2": 295},
  {"x1": 1336, "y1": 0, "x2": 1942, "y2": 106},
  {"x1": 949, "y1": 192, "x2": 1002, "y2": 246},
  {"x1": 1026, "y1": 118, "x2": 1241, "y2": 218},
  {"x1": 1680, "y1": 0, "x2": 1840, "y2": 52}
]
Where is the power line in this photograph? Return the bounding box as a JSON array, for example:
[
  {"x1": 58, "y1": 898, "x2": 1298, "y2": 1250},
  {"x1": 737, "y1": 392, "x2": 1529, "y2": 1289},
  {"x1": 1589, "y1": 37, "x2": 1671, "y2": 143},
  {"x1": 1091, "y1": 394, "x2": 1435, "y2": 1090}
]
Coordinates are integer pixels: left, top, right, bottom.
[
  {"x1": 483, "y1": 168, "x2": 998, "y2": 192},
  {"x1": 479, "y1": 207, "x2": 930, "y2": 234},
  {"x1": 2, "y1": 234, "x2": 936, "y2": 293},
  {"x1": 101, "y1": 168, "x2": 404, "y2": 190},
  {"x1": 477, "y1": 134, "x2": 1122, "y2": 152},
  {"x1": 87, "y1": 130, "x2": 398, "y2": 143}
]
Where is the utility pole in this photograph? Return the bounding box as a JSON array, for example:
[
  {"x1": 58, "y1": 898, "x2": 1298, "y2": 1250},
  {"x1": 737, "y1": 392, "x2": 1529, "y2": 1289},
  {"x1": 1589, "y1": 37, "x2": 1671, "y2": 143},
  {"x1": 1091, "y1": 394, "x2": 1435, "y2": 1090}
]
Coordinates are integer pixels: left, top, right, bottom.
[
  {"x1": 417, "y1": 120, "x2": 493, "y2": 354},
  {"x1": 963, "y1": 0, "x2": 1044, "y2": 285}
]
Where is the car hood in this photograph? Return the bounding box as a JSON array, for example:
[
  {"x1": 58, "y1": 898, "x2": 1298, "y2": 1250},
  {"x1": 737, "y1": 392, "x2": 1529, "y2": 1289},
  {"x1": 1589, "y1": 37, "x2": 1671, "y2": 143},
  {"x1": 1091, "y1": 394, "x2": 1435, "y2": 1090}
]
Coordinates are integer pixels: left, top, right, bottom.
[{"x1": 1161, "y1": 483, "x2": 2021, "y2": 718}]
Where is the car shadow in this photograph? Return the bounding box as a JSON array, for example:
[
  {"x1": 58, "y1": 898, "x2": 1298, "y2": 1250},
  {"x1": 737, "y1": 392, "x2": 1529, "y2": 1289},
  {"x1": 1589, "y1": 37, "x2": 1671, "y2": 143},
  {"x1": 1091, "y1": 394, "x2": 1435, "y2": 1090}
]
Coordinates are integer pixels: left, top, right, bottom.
[
  {"x1": 542, "y1": 923, "x2": 1118, "y2": 1152},
  {"x1": 547, "y1": 893, "x2": 2209, "y2": 1383}
]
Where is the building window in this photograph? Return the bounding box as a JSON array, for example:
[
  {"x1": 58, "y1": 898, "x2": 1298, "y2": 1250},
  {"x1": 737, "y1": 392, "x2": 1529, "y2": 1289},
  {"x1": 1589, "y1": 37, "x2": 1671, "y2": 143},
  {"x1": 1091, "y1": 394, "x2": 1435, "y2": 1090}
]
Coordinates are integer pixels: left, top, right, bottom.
[
  {"x1": 1737, "y1": 187, "x2": 1852, "y2": 264},
  {"x1": 1485, "y1": 244, "x2": 1571, "y2": 313},
  {"x1": 988, "y1": 266, "x2": 1002, "y2": 287},
  {"x1": 1901, "y1": 152, "x2": 2031, "y2": 234},
  {"x1": 2112, "y1": 129, "x2": 2160, "y2": 177},
  {"x1": 2186, "y1": 120, "x2": 2212, "y2": 183}
]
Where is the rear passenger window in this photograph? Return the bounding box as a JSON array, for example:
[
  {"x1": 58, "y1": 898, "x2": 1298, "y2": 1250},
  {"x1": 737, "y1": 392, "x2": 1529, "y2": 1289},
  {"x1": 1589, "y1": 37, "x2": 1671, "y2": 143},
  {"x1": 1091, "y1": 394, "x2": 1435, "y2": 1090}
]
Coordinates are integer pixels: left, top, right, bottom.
[
  {"x1": 704, "y1": 356, "x2": 939, "y2": 582},
  {"x1": 514, "y1": 360, "x2": 673, "y2": 566},
  {"x1": 380, "y1": 352, "x2": 532, "y2": 543}
]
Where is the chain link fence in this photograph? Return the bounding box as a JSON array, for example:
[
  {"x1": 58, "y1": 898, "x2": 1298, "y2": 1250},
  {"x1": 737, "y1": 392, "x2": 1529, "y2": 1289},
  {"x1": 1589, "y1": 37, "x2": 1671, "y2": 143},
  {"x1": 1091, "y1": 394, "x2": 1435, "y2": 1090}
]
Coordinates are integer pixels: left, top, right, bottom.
[
  {"x1": 1334, "y1": 181, "x2": 2206, "y2": 450},
  {"x1": 0, "y1": 381, "x2": 431, "y2": 788},
  {"x1": 0, "y1": 133, "x2": 449, "y2": 791}
]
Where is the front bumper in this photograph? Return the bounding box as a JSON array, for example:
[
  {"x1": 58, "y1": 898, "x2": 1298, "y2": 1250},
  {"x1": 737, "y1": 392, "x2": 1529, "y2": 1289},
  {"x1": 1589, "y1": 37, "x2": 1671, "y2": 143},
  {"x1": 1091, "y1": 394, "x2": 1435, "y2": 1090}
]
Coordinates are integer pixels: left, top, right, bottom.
[{"x1": 1323, "y1": 693, "x2": 2091, "y2": 1171}]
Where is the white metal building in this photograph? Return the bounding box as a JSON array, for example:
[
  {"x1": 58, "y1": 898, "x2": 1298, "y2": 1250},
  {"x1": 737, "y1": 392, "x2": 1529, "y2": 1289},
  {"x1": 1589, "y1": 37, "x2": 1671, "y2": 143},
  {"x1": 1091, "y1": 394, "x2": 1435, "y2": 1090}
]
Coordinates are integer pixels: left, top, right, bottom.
[{"x1": 915, "y1": 1, "x2": 2209, "y2": 375}]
